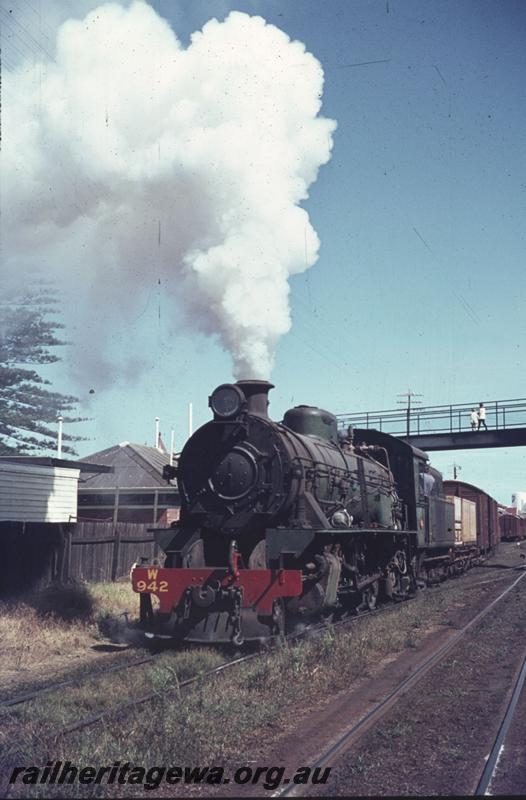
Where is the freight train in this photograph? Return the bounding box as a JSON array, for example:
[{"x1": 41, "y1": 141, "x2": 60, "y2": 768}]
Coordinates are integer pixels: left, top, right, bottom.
[
  {"x1": 131, "y1": 380, "x2": 495, "y2": 645},
  {"x1": 498, "y1": 510, "x2": 526, "y2": 542}
]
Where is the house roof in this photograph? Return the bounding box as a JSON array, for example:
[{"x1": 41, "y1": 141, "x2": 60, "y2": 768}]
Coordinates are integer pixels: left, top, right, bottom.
[
  {"x1": 79, "y1": 443, "x2": 177, "y2": 489},
  {"x1": 0, "y1": 456, "x2": 112, "y2": 473}
]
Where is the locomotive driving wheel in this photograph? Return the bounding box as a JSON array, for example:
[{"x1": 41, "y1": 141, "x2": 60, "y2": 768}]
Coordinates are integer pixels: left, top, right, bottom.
[{"x1": 385, "y1": 550, "x2": 411, "y2": 600}]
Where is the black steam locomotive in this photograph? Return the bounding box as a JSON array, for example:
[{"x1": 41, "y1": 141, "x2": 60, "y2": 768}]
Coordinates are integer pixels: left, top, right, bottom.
[{"x1": 132, "y1": 380, "x2": 473, "y2": 644}]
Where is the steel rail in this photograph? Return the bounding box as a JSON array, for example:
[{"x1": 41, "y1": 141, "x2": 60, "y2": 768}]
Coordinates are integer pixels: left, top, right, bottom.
[
  {"x1": 0, "y1": 589, "x2": 410, "y2": 717},
  {"x1": 0, "y1": 653, "x2": 157, "y2": 712},
  {"x1": 50, "y1": 600, "x2": 411, "y2": 739},
  {"x1": 3, "y1": 562, "x2": 516, "y2": 716},
  {"x1": 474, "y1": 645, "x2": 526, "y2": 796},
  {"x1": 53, "y1": 650, "x2": 261, "y2": 738},
  {"x1": 275, "y1": 571, "x2": 526, "y2": 797},
  {"x1": 451, "y1": 571, "x2": 525, "y2": 592},
  {"x1": 2, "y1": 564, "x2": 512, "y2": 715},
  {"x1": 0, "y1": 594, "x2": 415, "y2": 745}
]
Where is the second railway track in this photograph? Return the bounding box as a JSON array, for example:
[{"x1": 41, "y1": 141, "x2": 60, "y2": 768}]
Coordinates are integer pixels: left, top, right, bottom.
[
  {"x1": 275, "y1": 570, "x2": 526, "y2": 797},
  {"x1": 475, "y1": 643, "x2": 526, "y2": 795}
]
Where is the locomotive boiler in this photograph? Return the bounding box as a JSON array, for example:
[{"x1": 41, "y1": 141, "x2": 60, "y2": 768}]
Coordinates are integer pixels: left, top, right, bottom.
[{"x1": 132, "y1": 380, "x2": 440, "y2": 644}]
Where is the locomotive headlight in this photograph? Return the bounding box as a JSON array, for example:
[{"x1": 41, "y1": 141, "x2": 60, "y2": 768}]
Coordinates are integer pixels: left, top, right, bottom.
[{"x1": 209, "y1": 384, "x2": 245, "y2": 419}]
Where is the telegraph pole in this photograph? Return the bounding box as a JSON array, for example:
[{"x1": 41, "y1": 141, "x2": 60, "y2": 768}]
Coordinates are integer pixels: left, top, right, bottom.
[
  {"x1": 450, "y1": 462, "x2": 462, "y2": 480},
  {"x1": 397, "y1": 389, "x2": 423, "y2": 437}
]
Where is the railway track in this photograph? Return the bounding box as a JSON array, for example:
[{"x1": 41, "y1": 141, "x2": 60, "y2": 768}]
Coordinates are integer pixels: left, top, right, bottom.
[
  {"x1": 3, "y1": 566, "x2": 523, "y2": 799},
  {"x1": 0, "y1": 652, "x2": 157, "y2": 712},
  {"x1": 58, "y1": 599, "x2": 416, "y2": 737},
  {"x1": 273, "y1": 570, "x2": 526, "y2": 798},
  {"x1": 2, "y1": 595, "x2": 413, "y2": 744},
  {"x1": 475, "y1": 643, "x2": 526, "y2": 795},
  {"x1": 1, "y1": 564, "x2": 517, "y2": 716},
  {"x1": 442, "y1": 567, "x2": 526, "y2": 593}
]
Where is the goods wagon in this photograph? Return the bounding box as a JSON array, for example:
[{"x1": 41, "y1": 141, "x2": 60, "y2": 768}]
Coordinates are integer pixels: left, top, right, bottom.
[
  {"x1": 499, "y1": 512, "x2": 526, "y2": 541},
  {"x1": 446, "y1": 495, "x2": 477, "y2": 546},
  {"x1": 443, "y1": 480, "x2": 500, "y2": 553}
]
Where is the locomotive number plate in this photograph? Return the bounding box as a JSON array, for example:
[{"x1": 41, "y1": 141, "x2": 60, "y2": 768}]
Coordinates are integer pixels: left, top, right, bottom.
[
  {"x1": 135, "y1": 568, "x2": 169, "y2": 593},
  {"x1": 135, "y1": 579, "x2": 168, "y2": 592}
]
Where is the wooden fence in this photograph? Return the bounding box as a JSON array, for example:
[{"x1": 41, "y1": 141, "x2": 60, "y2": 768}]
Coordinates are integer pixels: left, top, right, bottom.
[
  {"x1": 0, "y1": 520, "x2": 158, "y2": 593},
  {"x1": 65, "y1": 521, "x2": 156, "y2": 582}
]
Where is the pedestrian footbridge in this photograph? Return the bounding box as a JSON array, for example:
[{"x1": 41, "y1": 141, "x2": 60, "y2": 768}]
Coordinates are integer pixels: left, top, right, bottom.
[{"x1": 337, "y1": 399, "x2": 526, "y2": 452}]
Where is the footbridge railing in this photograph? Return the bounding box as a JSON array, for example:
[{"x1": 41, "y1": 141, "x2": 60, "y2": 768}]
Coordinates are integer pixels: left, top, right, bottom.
[{"x1": 336, "y1": 399, "x2": 526, "y2": 438}]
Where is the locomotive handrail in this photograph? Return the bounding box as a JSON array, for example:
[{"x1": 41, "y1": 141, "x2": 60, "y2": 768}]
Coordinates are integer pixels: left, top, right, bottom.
[
  {"x1": 336, "y1": 397, "x2": 526, "y2": 437},
  {"x1": 290, "y1": 456, "x2": 392, "y2": 497},
  {"x1": 291, "y1": 456, "x2": 388, "y2": 486}
]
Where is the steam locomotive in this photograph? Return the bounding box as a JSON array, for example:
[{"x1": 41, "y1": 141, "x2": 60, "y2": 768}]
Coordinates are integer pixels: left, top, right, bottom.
[{"x1": 131, "y1": 380, "x2": 477, "y2": 644}]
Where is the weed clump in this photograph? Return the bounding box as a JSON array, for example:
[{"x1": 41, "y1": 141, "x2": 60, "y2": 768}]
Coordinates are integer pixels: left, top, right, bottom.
[{"x1": 31, "y1": 582, "x2": 95, "y2": 622}]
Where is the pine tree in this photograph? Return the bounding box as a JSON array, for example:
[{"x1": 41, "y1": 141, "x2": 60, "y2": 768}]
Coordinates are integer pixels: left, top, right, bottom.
[{"x1": 0, "y1": 281, "x2": 86, "y2": 456}]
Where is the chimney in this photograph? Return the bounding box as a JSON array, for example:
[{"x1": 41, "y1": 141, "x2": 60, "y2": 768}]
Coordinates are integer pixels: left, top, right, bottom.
[{"x1": 236, "y1": 380, "x2": 275, "y2": 419}]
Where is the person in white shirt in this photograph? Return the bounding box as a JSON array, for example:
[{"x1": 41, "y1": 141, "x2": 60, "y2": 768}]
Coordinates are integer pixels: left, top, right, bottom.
[
  {"x1": 470, "y1": 408, "x2": 478, "y2": 430},
  {"x1": 477, "y1": 403, "x2": 488, "y2": 431},
  {"x1": 420, "y1": 463, "x2": 436, "y2": 497}
]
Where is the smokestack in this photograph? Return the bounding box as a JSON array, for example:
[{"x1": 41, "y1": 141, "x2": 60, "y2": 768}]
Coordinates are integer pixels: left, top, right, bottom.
[
  {"x1": 155, "y1": 417, "x2": 160, "y2": 449},
  {"x1": 188, "y1": 403, "x2": 193, "y2": 439},
  {"x1": 57, "y1": 415, "x2": 63, "y2": 457},
  {"x1": 170, "y1": 428, "x2": 175, "y2": 466},
  {"x1": 236, "y1": 380, "x2": 275, "y2": 418}
]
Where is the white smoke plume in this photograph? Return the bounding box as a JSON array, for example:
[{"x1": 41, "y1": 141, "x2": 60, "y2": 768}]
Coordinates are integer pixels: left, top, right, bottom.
[{"x1": 2, "y1": 0, "x2": 336, "y2": 380}]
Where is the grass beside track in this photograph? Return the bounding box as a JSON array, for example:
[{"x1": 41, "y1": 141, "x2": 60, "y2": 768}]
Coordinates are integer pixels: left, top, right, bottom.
[
  {"x1": 0, "y1": 582, "x2": 139, "y2": 696},
  {"x1": 2, "y1": 564, "x2": 520, "y2": 798}
]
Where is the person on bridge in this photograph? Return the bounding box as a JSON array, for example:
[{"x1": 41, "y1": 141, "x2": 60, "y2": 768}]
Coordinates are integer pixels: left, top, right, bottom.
[
  {"x1": 470, "y1": 408, "x2": 478, "y2": 430},
  {"x1": 477, "y1": 403, "x2": 488, "y2": 431}
]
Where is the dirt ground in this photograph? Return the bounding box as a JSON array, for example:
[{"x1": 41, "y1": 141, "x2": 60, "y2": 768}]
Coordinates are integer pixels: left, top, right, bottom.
[
  {"x1": 487, "y1": 640, "x2": 526, "y2": 796},
  {"x1": 306, "y1": 573, "x2": 526, "y2": 796}
]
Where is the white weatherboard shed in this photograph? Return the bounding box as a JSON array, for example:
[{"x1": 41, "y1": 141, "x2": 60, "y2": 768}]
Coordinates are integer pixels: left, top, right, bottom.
[{"x1": 0, "y1": 461, "x2": 80, "y2": 523}]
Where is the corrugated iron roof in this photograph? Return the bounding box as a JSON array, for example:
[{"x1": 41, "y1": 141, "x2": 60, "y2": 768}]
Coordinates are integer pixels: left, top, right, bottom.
[
  {"x1": 79, "y1": 443, "x2": 177, "y2": 489},
  {"x1": 0, "y1": 456, "x2": 112, "y2": 473}
]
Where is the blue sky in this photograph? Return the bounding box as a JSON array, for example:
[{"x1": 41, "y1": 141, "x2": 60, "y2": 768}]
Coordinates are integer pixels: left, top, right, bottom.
[{"x1": 2, "y1": 0, "x2": 525, "y2": 502}]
